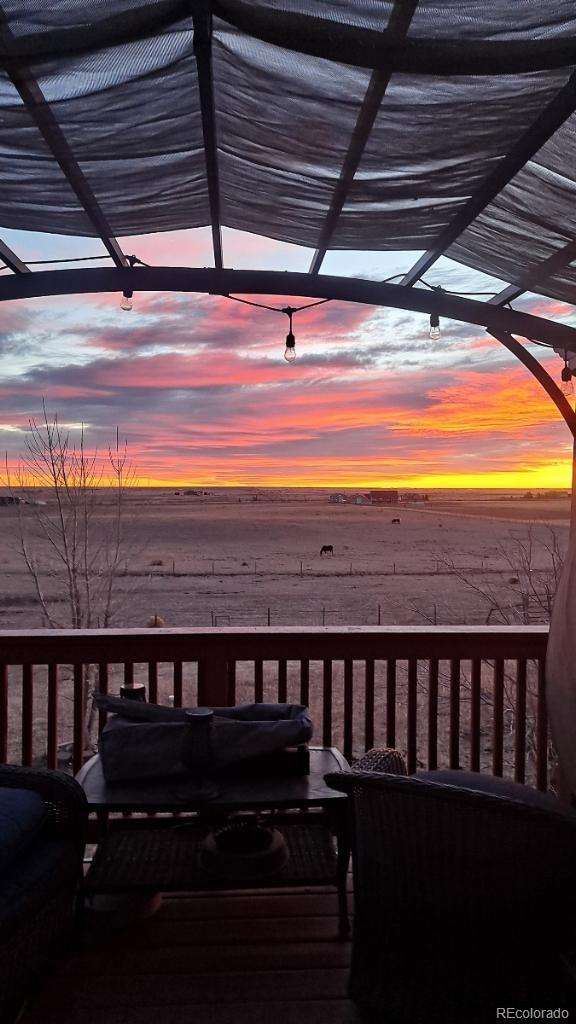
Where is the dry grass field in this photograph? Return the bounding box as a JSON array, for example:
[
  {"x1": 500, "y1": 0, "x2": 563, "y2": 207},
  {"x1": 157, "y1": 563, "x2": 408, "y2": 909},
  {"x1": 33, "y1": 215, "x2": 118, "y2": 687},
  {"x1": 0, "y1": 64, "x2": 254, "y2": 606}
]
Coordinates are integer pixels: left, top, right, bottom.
[{"x1": 0, "y1": 487, "x2": 571, "y2": 630}]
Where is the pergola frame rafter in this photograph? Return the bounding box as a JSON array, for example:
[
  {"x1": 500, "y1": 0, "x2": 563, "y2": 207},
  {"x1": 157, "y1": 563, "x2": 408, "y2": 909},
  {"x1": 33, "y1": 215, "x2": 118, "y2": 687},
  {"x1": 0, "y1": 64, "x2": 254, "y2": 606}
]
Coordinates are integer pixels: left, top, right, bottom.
[
  {"x1": 192, "y1": 6, "x2": 224, "y2": 270},
  {"x1": 0, "y1": 6, "x2": 127, "y2": 269},
  {"x1": 309, "y1": 0, "x2": 417, "y2": 276},
  {"x1": 401, "y1": 69, "x2": 576, "y2": 287},
  {"x1": 490, "y1": 238, "x2": 576, "y2": 307},
  {"x1": 0, "y1": 237, "x2": 29, "y2": 274}
]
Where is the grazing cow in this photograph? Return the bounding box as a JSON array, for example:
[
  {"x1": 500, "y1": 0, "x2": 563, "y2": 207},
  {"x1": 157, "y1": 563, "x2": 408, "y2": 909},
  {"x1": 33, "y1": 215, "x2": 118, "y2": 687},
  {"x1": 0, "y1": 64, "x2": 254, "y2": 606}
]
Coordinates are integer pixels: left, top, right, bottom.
[
  {"x1": 320, "y1": 545, "x2": 334, "y2": 556},
  {"x1": 391, "y1": 518, "x2": 401, "y2": 524}
]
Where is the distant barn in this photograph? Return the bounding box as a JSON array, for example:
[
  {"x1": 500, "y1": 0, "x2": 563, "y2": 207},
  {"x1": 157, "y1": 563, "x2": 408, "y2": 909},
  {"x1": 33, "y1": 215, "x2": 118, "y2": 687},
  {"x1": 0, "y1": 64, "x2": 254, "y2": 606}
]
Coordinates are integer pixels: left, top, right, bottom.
[{"x1": 370, "y1": 489, "x2": 399, "y2": 506}]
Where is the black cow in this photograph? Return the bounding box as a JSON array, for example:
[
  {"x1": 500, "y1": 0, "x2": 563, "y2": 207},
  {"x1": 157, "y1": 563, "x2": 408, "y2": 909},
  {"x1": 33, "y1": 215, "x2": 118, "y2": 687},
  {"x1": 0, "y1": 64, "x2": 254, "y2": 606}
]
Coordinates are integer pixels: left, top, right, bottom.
[
  {"x1": 320, "y1": 545, "x2": 334, "y2": 556},
  {"x1": 391, "y1": 518, "x2": 401, "y2": 524}
]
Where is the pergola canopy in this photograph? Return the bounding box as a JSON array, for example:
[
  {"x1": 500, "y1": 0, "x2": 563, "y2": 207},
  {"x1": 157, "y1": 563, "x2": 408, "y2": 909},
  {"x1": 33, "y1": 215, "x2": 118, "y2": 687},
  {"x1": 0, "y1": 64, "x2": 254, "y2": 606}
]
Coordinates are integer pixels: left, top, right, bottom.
[{"x1": 0, "y1": 0, "x2": 576, "y2": 306}]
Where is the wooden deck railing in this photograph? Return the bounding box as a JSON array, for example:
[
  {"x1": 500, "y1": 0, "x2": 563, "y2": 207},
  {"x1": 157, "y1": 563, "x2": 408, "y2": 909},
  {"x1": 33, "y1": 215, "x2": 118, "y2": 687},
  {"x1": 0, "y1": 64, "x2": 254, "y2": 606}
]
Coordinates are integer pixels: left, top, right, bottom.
[{"x1": 0, "y1": 625, "x2": 551, "y2": 788}]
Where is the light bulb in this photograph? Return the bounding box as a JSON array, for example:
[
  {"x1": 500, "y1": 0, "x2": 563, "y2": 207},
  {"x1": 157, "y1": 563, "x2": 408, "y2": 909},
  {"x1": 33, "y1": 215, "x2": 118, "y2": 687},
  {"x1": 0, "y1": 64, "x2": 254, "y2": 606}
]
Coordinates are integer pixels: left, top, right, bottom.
[
  {"x1": 561, "y1": 364, "x2": 574, "y2": 397},
  {"x1": 284, "y1": 331, "x2": 296, "y2": 363},
  {"x1": 429, "y1": 312, "x2": 440, "y2": 341},
  {"x1": 120, "y1": 290, "x2": 133, "y2": 311}
]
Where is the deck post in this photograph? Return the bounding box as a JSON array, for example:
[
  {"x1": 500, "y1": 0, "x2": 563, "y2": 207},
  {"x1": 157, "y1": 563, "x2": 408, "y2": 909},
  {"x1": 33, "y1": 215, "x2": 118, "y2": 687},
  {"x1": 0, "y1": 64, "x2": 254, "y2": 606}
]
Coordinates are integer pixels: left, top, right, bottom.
[{"x1": 197, "y1": 657, "x2": 230, "y2": 706}]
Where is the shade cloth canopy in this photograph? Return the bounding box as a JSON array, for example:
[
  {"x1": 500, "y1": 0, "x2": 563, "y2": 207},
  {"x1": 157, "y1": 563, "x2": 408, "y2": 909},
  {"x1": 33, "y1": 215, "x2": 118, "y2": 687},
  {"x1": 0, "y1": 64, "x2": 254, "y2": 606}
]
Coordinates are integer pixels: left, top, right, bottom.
[{"x1": 1, "y1": 0, "x2": 576, "y2": 312}]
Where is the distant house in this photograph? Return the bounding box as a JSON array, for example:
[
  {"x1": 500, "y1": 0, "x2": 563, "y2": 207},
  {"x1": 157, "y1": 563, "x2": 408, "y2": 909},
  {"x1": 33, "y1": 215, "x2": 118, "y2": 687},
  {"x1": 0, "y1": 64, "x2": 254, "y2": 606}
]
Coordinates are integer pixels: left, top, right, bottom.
[
  {"x1": 369, "y1": 489, "x2": 399, "y2": 505},
  {"x1": 329, "y1": 493, "x2": 347, "y2": 504},
  {"x1": 351, "y1": 493, "x2": 371, "y2": 505}
]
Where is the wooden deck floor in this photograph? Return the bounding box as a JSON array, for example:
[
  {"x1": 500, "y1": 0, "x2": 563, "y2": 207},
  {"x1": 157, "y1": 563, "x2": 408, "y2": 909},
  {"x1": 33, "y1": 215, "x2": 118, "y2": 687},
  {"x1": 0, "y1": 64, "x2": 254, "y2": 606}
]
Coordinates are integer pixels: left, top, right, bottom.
[{"x1": 21, "y1": 885, "x2": 364, "y2": 1024}]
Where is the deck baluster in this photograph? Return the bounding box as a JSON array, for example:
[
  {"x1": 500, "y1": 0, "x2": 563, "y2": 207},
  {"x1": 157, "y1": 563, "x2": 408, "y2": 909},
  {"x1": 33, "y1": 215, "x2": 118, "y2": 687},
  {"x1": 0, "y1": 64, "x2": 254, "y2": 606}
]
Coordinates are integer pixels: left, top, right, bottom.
[
  {"x1": 492, "y1": 659, "x2": 504, "y2": 776},
  {"x1": 278, "y1": 660, "x2": 287, "y2": 703},
  {"x1": 515, "y1": 659, "x2": 527, "y2": 784},
  {"x1": 323, "y1": 660, "x2": 333, "y2": 747},
  {"x1": 47, "y1": 664, "x2": 59, "y2": 769},
  {"x1": 470, "y1": 658, "x2": 482, "y2": 771},
  {"x1": 148, "y1": 662, "x2": 158, "y2": 703},
  {"x1": 299, "y1": 660, "x2": 310, "y2": 707},
  {"x1": 427, "y1": 658, "x2": 439, "y2": 770},
  {"x1": 536, "y1": 657, "x2": 548, "y2": 792},
  {"x1": 386, "y1": 659, "x2": 397, "y2": 748},
  {"x1": 449, "y1": 659, "x2": 460, "y2": 768},
  {"x1": 364, "y1": 659, "x2": 375, "y2": 752},
  {"x1": 72, "y1": 664, "x2": 85, "y2": 774},
  {"x1": 21, "y1": 664, "x2": 33, "y2": 766},
  {"x1": 407, "y1": 659, "x2": 418, "y2": 774},
  {"x1": 0, "y1": 665, "x2": 7, "y2": 763},
  {"x1": 343, "y1": 659, "x2": 353, "y2": 763}
]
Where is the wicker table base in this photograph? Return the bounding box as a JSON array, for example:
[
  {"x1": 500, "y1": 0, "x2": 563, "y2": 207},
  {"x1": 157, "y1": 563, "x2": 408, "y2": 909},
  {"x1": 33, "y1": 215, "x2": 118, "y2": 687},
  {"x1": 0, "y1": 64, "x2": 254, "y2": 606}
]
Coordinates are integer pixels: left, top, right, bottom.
[{"x1": 86, "y1": 820, "x2": 338, "y2": 893}]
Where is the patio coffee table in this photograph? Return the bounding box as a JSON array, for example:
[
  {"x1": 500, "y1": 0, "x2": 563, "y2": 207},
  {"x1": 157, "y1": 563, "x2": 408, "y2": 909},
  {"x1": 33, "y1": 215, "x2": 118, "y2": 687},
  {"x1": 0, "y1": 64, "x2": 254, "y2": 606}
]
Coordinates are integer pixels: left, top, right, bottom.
[{"x1": 77, "y1": 746, "x2": 351, "y2": 933}]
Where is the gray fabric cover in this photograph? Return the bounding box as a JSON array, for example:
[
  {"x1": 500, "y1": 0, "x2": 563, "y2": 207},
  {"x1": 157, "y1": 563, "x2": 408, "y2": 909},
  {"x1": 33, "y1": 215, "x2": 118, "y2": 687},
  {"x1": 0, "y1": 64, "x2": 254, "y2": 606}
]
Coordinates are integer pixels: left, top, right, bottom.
[
  {"x1": 2, "y1": 2, "x2": 576, "y2": 305},
  {"x1": 95, "y1": 695, "x2": 313, "y2": 782}
]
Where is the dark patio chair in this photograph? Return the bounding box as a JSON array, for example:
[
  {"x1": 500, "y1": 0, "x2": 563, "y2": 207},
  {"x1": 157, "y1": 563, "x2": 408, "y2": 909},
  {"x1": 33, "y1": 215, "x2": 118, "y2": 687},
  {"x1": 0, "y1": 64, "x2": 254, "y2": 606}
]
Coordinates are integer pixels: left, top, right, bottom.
[
  {"x1": 0, "y1": 764, "x2": 88, "y2": 1023},
  {"x1": 326, "y1": 763, "x2": 576, "y2": 1022}
]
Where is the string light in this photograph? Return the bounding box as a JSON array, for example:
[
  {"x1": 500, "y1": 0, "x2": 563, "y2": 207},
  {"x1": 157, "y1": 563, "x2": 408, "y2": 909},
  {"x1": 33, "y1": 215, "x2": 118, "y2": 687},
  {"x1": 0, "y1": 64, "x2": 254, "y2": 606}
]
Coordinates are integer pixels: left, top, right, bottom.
[
  {"x1": 283, "y1": 307, "x2": 296, "y2": 363},
  {"x1": 561, "y1": 350, "x2": 574, "y2": 398},
  {"x1": 429, "y1": 311, "x2": 441, "y2": 341},
  {"x1": 224, "y1": 294, "x2": 330, "y2": 362},
  {"x1": 119, "y1": 255, "x2": 148, "y2": 311}
]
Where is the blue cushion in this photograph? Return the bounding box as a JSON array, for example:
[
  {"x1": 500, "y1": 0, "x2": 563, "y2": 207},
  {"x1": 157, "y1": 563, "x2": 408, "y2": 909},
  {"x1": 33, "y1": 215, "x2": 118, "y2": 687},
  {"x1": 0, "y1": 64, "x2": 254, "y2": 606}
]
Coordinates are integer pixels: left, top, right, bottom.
[
  {"x1": 414, "y1": 770, "x2": 575, "y2": 819},
  {"x1": 0, "y1": 788, "x2": 47, "y2": 870}
]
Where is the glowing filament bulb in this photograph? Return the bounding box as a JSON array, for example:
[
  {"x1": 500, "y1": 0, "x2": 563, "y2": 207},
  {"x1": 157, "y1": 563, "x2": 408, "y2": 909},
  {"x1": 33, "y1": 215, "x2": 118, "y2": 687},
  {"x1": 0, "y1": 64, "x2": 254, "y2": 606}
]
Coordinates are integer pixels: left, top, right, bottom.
[{"x1": 284, "y1": 330, "x2": 296, "y2": 363}]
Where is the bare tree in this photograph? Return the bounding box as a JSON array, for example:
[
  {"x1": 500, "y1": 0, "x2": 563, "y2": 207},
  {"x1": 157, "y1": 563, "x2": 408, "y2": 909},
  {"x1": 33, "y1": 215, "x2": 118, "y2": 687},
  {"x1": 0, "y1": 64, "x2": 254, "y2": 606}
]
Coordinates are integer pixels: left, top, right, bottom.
[
  {"x1": 4, "y1": 408, "x2": 137, "y2": 759},
  {"x1": 6, "y1": 407, "x2": 134, "y2": 629},
  {"x1": 430, "y1": 524, "x2": 566, "y2": 626},
  {"x1": 410, "y1": 525, "x2": 567, "y2": 782}
]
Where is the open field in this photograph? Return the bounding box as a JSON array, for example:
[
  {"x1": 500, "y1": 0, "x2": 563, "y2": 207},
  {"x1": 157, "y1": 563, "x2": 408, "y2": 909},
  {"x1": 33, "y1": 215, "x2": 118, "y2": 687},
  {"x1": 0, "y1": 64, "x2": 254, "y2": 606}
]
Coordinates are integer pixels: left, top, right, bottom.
[{"x1": 0, "y1": 488, "x2": 570, "y2": 630}]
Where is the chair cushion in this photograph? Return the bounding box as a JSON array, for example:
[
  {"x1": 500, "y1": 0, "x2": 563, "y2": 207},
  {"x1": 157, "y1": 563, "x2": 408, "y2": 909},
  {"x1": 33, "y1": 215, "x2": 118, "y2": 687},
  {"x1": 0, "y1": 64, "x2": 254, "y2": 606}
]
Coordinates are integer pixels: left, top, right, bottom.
[
  {"x1": 0, "y1": 788, "x2": 47, "y2": 870},
  {"x1": 0, "y1": 836, "x2": 78, "y2": 944},
  {"x1": 414, "y1": 769, "x2": 575, "y2": 818}
]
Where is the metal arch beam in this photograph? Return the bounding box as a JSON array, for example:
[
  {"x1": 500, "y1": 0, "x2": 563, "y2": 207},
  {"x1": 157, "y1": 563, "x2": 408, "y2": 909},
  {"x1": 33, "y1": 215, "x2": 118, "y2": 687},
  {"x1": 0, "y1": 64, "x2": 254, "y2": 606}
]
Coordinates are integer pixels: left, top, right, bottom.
[
  {"x1": 401, "y1": 70, "x2": 576, "y2": 288},
  {"x1": 3, "y1": 1, "x2": 576, "y2": 77},
  {"x1": 490, "y1": 238, "x2": 576, "y2": 307},
  {"x1": 309, "y1": 1, "x2": 417, "y2": 276},
  {"x1": 0, "y1": 238, "x2": 30, "y2": 274},
  {"x1": 0, "y1": 8, "x2": 127, "y2": 268},
  {"x1": 2, "y1": 265, "x2": 576, "y2": 350},
  {"x1": 192, "y1": 8, "x2": 223, "y2": 269},
  {"x1": 488, "y1": 330, "x2": 576, "y2": 438}
]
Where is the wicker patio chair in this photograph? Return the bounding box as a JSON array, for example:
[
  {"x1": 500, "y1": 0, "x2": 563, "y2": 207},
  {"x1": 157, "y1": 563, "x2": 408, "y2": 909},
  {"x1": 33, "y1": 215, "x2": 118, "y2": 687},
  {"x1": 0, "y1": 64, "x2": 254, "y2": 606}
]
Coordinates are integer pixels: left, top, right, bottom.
[
  {"x1": 326, "y1": 765, "x2": 576, "y2": 1023},
  {"x1": 0, "y1": 764, "x2": 88, "y2": 1024}
]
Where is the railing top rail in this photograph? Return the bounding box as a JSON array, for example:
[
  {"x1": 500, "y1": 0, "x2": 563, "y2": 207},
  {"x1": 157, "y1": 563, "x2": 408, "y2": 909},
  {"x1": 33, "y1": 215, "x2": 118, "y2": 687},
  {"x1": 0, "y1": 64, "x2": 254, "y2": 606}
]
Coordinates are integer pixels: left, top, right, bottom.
[{"x1": 0, "y1": 625, "x2": 549, "y2": 665}]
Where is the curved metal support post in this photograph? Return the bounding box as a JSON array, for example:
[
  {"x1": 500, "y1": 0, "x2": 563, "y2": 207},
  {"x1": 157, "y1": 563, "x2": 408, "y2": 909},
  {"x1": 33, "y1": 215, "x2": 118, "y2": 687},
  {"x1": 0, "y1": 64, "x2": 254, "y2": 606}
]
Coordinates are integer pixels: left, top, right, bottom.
[
  {"x1": 488, "y1": 330, "x2": 576, "y2": 438},
  {"x1": 1, "y1": 267, "x2": 576, "y2": 353}
]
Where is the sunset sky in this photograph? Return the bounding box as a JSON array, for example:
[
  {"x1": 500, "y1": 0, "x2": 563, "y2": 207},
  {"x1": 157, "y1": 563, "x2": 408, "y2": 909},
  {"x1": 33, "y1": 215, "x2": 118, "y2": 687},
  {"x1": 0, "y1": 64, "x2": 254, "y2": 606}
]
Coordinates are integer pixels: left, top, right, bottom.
[{"x1": 1, "y1": 224, "x2": 575, "y2": 489}]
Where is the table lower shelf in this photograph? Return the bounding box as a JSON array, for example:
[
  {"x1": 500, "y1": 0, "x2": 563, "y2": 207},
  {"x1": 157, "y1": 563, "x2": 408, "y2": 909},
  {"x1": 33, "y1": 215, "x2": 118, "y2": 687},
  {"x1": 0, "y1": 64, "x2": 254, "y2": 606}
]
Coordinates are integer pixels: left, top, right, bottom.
[{"x1": 86, "y1": 820, "x2": 338, "y2": 893}]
